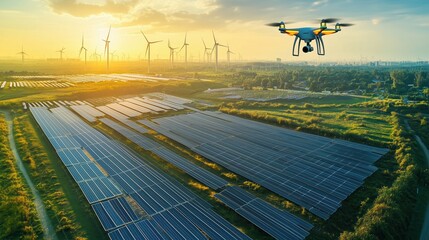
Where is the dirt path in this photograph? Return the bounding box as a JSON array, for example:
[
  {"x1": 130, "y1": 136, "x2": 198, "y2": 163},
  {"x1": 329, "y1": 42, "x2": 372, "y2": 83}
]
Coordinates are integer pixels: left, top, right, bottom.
[
  {"x1": 404, "y1": 120, "x2": 429, "y2": 240},
  {"x1": 1, "y1": 110, "x2": 58, "y2": 240}
]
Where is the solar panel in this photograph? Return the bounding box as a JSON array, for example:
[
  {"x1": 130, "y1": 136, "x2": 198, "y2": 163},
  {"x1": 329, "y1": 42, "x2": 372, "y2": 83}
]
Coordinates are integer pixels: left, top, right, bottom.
[{"x1": 92, "y1": 197, "x2": 139, "y2": 231}]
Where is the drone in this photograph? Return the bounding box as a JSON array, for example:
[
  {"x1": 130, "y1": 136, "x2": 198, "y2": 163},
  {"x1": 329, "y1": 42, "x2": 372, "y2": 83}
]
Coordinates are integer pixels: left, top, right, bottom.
[{"x1": 267, "y1": 18, "x2": 353, "y2": 56}]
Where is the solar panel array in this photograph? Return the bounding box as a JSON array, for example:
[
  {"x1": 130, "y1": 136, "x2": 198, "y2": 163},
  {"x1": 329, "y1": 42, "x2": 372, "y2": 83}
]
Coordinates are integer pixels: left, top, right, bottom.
[
  {"x1": 30, "y1": 106, "x2": 250, "y2": 239},
  {"x1": 100, "y1": 117, "x2": 314, "y2": 239},
  {"x1": 216, "y1": 186, "x2": 313, "y2": 240},
  {"x1": 99, "y1": 117, "x2": 228, "y2": 190},
  {"x1": 142, "y1": 111, "x2": 388, "y2": 220}
]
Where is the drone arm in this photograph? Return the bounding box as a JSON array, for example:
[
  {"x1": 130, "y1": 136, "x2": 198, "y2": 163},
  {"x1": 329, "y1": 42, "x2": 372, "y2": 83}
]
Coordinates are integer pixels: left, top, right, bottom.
[{"x1": 292, "y1": 36, "x2": 301, "y2": 56}]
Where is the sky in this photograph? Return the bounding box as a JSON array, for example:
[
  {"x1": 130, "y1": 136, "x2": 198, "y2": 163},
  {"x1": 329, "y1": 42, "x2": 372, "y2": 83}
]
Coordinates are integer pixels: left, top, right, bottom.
[{"x1": 1, "y1": 0, "x2": 429, "y2": 62}]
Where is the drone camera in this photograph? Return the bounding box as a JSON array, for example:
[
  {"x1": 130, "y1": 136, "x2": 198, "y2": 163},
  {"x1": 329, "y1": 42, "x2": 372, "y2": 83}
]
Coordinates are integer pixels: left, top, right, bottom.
[{"x1": 302, "y1": 46, "x2": 313, "y2": 53}]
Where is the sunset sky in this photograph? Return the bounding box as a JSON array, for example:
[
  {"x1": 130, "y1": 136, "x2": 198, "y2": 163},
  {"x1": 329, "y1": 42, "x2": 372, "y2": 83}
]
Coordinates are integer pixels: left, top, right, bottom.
[{"x1": 1, "y1": 0, "x2": 428, "y2": 62}]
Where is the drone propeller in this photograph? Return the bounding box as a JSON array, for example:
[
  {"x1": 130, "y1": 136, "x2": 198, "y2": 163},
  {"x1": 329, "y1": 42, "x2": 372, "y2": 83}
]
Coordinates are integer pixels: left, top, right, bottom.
[
  {"x1": 320, "y1": 18, "x2": 340, "y2": 23},
  {"x1": 266, "y1": 21, "x2": 293, "y2": 27},
  {"x1": 337, "y1": 23, "x2": 354, "y2": 27}
]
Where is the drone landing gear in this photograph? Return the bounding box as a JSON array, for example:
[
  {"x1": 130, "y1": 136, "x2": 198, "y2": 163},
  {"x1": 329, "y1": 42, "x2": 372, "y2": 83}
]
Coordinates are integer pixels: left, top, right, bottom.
[
  {"x1": 292, "y1": 36, "x2": 326, "y2": 56},
  {"x1": 315, "y1": 35, "x2": 325, "y2": 55},
  {"x1": 292, "y1": 36, "x2": 301, "y2": 56}
]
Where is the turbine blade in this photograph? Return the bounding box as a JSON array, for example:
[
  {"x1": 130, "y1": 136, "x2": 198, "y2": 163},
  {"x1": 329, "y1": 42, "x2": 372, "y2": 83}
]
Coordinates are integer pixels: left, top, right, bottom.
[
  {"x1": 202, "y1": 38, "x2": 207, "y2": 48},
  {"x1": 106, "y1": 26, "x2": 111, "y2": 41},
  {"x1": 141, "y1": 31, "x2": 149, "y2": 43},
  {"x1": 212, "y1": 30, "x2": 217, "y2": 43}
]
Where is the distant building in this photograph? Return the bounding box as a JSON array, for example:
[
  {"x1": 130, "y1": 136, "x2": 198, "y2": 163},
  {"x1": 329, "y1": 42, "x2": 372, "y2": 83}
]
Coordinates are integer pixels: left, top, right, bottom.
[{"x1": 276, "y1": 58, "x2": 281, "y2": 63}]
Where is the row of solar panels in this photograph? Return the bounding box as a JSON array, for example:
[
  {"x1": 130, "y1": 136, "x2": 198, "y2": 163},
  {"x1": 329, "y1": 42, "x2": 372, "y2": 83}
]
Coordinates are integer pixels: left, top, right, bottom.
[
  {"x1": 6, "y1": 81, "x2": 73, "y2": 88},
  {"x1": 30, "y1": 106, "x2": 250, "y2": 239},
  {"x1": 95, "y1": 97, "x2": 184, "y2": 119},
  {"x1": 143, "y1": 111, "x2": 388, "y2": 220}
]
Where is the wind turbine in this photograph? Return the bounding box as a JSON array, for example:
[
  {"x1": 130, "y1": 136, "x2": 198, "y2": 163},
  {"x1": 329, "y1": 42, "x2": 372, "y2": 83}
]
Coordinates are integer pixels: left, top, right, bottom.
[
  {"x1": 57, "y1": 47, "x2": 65, "y2": 60},
  {"x1": 110, "y1": 50, "x2": 118, "y2": 62},
  {"x1": 91, "y1": 49, "x2": 101, "y2": 62},
  {"x1": 211, "y1": 31, "x2": 226, "y2": 71},
  {"x1": 79, "y1": 35, "x2": 88, "y2": 65},
  {"x1": 168, "y1": 39, "x2": 178, "y2": 68},
  {"x1": 141, "y1": 31, "x2": 162, "y2": 73},
  {"x1": 17, "y1": 46, "x2": 28, "y2": 62},
  {"x1": 202, "y1": 39, "x2": 211, "y2": 63},
  {"x1": 226, "y1": 44, "x2": 235, "y2": 64},
  {"x1": 179, "y1": 33, "x2": 189, "y2": 64},
  {"x1": 103, "y1": 26, "x2": 111, "y2": 69}
]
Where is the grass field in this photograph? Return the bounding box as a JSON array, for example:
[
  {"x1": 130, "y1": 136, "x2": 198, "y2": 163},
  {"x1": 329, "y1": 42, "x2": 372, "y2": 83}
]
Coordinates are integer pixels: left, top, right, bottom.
[
  {"x1": 219, "y1": 100, "x2": 391, "y2": 146},
  {"x1": 0, "y1": 112, "x2": 42, "y2": 239}
]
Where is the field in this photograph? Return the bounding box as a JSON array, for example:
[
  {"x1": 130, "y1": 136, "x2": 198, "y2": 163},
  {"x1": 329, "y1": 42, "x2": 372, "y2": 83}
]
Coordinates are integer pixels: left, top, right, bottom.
[{"x1": 0, "y1": 72, "x2": 428, "y2": 240}]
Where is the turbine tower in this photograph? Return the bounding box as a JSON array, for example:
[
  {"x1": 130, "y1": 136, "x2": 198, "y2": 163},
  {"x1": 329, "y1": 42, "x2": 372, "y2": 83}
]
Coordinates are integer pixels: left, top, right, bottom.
[
  {"x1": 211, "y1": 31, "x2": 226, "y2": 71},
  {"x1": 202, "y1": 39, "x2": 211, "y2": 63},
  {"x1": 168, "y1": 39, "x2": 178, "y2": 68},
  {"x1": 179, "y1": 33, "x2": 189, "y2": 64},
  {"x1": 141, "y1": 31, "x2": 162, "y2": 73},
  {"x1": 103, "y1": 26, "x2": 111, "y2": 69},
  {"x1": 79, "y1": 35, "x2": 88, "y2": 65},
  {"x1": 17, "y1": 46, "x2": 28, "y2": 62},
  {"x1": 57, "y1": 47, "x2": 65, "y2": 60}
]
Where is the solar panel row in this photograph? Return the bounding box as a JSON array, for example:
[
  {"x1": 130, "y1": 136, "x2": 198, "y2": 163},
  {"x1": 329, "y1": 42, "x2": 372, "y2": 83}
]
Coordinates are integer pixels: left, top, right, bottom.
[
  {"x1": 31, "y1": 106, "x2": 249, "y2": 239},
  {"x1": 30, "y1": 107, "x2": 122, "y2": 205},
  {"x1": 107, "y1": 103, "x2": 141, "y2": 117},
  {"x1": 99, "y1": 117, "x2": 228, "y2": 190},
  {"x1": 145, "y1": 111, "x2": 388, "y2": 220},
  {"x1": 216, "y1": 186, "x2": 313, "y2": 240},
  {"x1": 128, "y1": 97, "x2": 166, "y2": 112}
]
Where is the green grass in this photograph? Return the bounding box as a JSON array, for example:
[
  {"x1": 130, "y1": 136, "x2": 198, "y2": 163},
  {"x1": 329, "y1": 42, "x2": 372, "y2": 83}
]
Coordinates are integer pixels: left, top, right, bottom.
[
  {"x1": 219, "y1": 101, "x2": 392, "y2": 145},
  {"x1": 0, "y1": 112, "x2": 42, "y2": 239}
]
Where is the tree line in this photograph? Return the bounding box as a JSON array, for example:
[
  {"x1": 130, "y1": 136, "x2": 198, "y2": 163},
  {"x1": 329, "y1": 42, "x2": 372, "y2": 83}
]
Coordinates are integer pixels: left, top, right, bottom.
[{"x1": 224, "y1": 67, "x2": 429, "y2": 98}]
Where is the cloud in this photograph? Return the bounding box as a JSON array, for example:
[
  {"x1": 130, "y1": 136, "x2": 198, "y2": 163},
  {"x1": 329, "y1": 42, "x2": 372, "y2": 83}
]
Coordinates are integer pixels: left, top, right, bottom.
[
  {"x1": 43, "y1": 0, "x2": 429, "y2": 33},
  {"x1": 46, "y1": 0, "x2": 137, "y2": 17}
]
